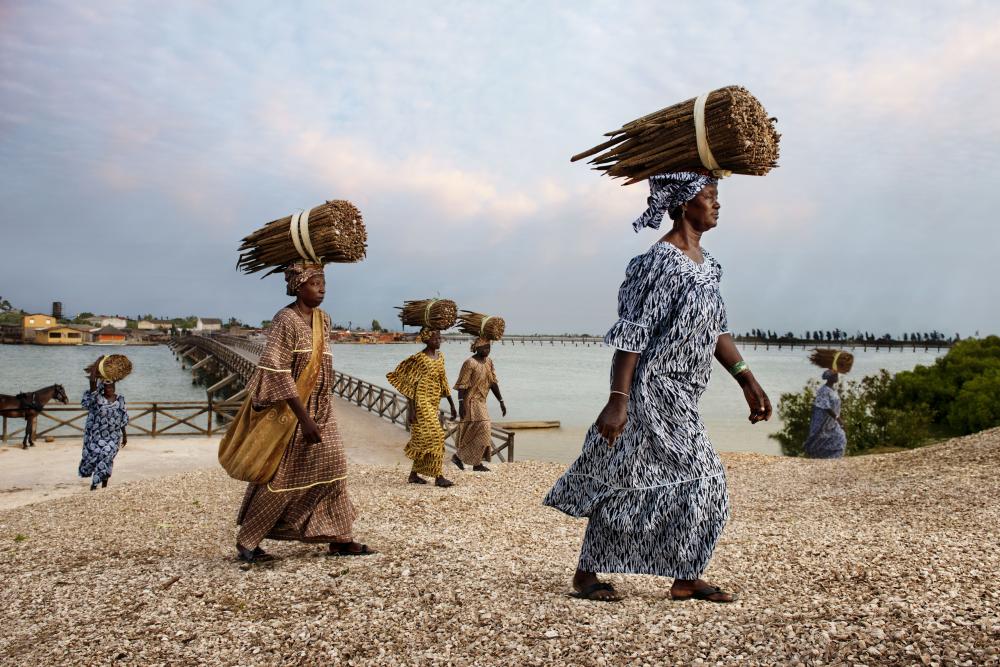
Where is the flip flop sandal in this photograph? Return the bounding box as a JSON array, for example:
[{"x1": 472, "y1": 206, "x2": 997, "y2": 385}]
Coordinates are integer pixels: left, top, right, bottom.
[
  {"x1": 237, "y1": 546, "x2": 276, "y2": 564},
  {"x1": 571, "y1": 581, "x2": 622, "y2": 602},
  {"x1": 672, "y1": 585, "x2": 734, "y2": 603},
  {"x1": 328, "y1": 543, "x2": 376, "y2": 557}
]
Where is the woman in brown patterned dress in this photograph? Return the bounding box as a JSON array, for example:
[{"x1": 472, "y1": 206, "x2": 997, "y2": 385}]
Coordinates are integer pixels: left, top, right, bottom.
[
  {"x1": 235, "y1": 263, "x2": 374, "y2": 563},
  {"x1": 451, "y1": 338, "x2": 506, "y2": 472}
]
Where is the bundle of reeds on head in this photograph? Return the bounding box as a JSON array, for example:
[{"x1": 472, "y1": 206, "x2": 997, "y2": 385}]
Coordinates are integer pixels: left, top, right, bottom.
[
  {"x1": 458, "y1": 311, "x2": 506, "y2": 341},
  {"x1": 810, "y1": 348, "x2": 854, "y2": 374},
  {"x1": 98, "y1": 354, "x2": 133, "y2": 382},
  {"x1": 571, "y1": 86, "x2": 780, "y2": 184},
  {"x1": 397, "y1": 299, "x2": 458, "y2": 330},
  {"x1": 236, "y1": 199, "x2": 367, "y2": 276}
]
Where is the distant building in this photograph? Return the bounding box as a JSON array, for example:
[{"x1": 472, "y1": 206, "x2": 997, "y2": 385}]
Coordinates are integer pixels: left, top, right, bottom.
[
  {"x1": 34, "y1": 325, "x2": 92, "y2": 345},
  {"x1": 85, "y1": 316, "x2": 128, "y2": 329},
  {"x1": 196, "y1": 317, "x2": 223, "y2": 332},
  {"x1": 92, "y1": 326, "x2": 127, "y2": 344},
  {"x1": 22, "y1": 313, "x2": 56, "y2": 340},
  {"x1": 138, "y1": 319, "x2": 173, "y2": 330},
  {"x1": 52, "y1": 301, "x2": 63, "y2": 320}
]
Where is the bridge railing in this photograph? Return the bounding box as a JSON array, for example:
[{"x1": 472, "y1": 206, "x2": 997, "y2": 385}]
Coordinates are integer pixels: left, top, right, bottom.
[
  {"x1": 1, "y1": 400, "x2": 239, "y2": 443},
  {"x1": 331, "y1": 371, "x2": 515, "y2": 462}
]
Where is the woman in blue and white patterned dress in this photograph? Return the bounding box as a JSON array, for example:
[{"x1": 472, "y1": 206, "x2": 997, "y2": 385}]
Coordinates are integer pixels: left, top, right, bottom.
[
  {"x1": 544, "y1": 172, "x2": 772, "y2": 603},
  {"x1": 803, "y1": 370, "x2": 847, "y2": 458},
  {"x1": 79, "y1": 360, "x2": 129, "y2": 491}
]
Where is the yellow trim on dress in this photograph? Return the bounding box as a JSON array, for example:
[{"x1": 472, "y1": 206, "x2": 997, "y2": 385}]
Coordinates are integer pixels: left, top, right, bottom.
[
  {"x1": 258, "y1": 366, "x2": 292, "y2": 373},
  {"x1": 267, "y1": 473, "x2": 349, "y2": 493}
]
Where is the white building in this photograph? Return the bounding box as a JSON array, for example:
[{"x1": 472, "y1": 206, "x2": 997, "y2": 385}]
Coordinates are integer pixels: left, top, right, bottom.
[
  {"x1": 85, "y1": 316, "x2": 128, "y2": 329},
  {"x1": 196, "y1": 317, "x2": 223, "y2": 332},
  {"x1": 138, "y1": 320, "x2": 173, "y2": 330}
]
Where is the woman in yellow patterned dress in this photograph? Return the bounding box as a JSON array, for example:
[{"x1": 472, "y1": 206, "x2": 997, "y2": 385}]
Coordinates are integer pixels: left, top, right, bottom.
[
  {"x1": 386, "y1": 328, "x2": 458, "y2": 487},
  {"x1": 452, "y1": 338, "x2": 506, "y2": 472}
]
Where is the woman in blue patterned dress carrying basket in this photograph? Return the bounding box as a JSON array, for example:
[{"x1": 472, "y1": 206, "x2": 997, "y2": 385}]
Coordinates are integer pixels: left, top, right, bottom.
[{"x1": 544, "y1": 172, "x2": 772, "y2": 603}]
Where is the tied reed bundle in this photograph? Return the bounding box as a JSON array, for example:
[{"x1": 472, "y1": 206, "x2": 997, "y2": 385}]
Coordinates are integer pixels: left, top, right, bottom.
[
  {"x1": 237, "y1": 200, "x2": 367, "y2": 276},
  {"x1": 810, "y1": 349, "x2": 854, "y2": 374},
  {"x1": 571, "y1": 86, "x2": 780, "y2": 184},
  {"x1": 458, "y1": 311, "x2": 506, "y2": 341},
  {"x1": 397, "y1": 299, "x2": 458, "y2": 330},
  {"x1": 98, "y1": 354, "x2": 133, "y2": 382}
]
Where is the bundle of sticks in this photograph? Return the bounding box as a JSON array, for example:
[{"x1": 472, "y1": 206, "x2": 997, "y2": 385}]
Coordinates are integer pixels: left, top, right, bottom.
[
  {"x1": 458, "y1": 311, "x2": 506, "y2": 340},
  {"x1": 98, "y1": 354, "x2": 133, "y2": 382},
  {"x1": 571, "y1": 86, "x2": 780, "y2": 184},
  {"x1": 809, "y1": 348, "x2": 854, "y2": 374},
  {"x1": 237, "y1": 199, "x2": 367, "y2": 276},
  {"x1": 397, "y1": 299, "x2": 458, "y2": 330}
]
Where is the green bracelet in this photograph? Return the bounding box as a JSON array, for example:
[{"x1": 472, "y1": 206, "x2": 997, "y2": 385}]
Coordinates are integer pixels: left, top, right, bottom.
[{"x1": 729, "y1": 360, "x2": 749, "y2": 377}]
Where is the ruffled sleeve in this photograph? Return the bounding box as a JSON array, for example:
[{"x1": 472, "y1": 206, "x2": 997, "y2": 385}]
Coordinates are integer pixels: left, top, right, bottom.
[
  {"x1": 386, "y1": 354, "x2": 423, "y2": 400},
  {"x1": 814, "y1": 386, "x2": 836, "y2": 412},
  {"x1": 81, "y1": 389, "x2": 97, "y2": 410},
  {"x1": 454, "y1": 359, "x2": 474, "y2": 391},
  {"x1": 253, "y1": 310, "x2": 298, "y2": 405},
  {"x1": 603, "y1": 251, "x2": 664, "y2": 353}
]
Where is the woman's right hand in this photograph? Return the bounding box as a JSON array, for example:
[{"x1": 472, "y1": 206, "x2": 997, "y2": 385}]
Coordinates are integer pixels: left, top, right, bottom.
[
  {"x1": 300, "y1": 417, "x2": 322, "y2": 444},
  {"x1": 595, "y1": 394, "x2": 629, "y2": 447}
]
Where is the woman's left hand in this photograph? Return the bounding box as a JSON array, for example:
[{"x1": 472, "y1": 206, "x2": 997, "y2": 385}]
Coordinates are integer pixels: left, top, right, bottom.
[
  {"x1": 450, "y1": 407, "x2": 458, "y2": 421},
  {"x1": 500, "y1": 401, "x2": 507, "y2": 417},
  {"x1": 740, "y1": 377, "x2": 772, "y2": 424},
  {"x1": 121, "y1": 433, "x2": 128, "y2": 447}
]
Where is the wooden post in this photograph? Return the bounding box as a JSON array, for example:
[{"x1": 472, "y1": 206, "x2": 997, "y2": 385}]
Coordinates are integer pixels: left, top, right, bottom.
[
  {"x1": 151, "y1": 403, "x2": 157, "y2": 437},
  {"x1": 207, "y1": 400, "x2": 213, "y2": 436},
  {"x1": 507, "y1": 431, "x2": 515, "y2": 462},
  {"x1": 2, "y1": 415, "x2": 6, "y2": 443}
]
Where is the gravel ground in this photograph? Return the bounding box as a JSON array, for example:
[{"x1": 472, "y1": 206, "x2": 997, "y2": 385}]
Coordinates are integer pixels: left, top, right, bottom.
[{"x1": 1, "y1": 429, "x2": 998, "y2": 666}]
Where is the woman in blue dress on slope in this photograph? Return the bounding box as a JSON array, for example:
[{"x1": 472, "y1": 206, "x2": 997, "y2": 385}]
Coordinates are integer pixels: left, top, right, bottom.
[{"x1": 544, "y1": 172, "x2": 772, "y2": 603}]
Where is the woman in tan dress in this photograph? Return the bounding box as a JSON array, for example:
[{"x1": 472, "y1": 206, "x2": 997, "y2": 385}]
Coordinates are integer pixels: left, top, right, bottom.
[
  {"x1": 452, "y1": 338, "x2": 506, "y2": 472},
  {"x1": 235, "y1": 263, "x2": 374, "y2": 563}
]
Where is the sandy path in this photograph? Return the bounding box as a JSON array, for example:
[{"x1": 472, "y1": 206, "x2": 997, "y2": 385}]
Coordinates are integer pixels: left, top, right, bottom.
[{"x1": 0, "y1": 396, "x2": 409, "y2": 510}]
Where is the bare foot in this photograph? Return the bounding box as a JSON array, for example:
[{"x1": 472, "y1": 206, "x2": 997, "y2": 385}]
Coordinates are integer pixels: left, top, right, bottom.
[
  {"x1": 408, "y1": 472, "x2": 427, "y2": 484},
  {"x1": 472, "y1": 464, "x2": 490, "y2": 472},
  {"x1": 435, "y1": 476, "x2": 454, "y2": 488},
  {"x1": 451, "y1": 454, "x2": 465, "y2": 470}
]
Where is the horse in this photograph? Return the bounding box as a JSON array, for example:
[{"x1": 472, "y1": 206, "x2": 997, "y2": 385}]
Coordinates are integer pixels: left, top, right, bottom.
[{"x1": 0, "y1": 384, "x2": 69, "y2": 449}]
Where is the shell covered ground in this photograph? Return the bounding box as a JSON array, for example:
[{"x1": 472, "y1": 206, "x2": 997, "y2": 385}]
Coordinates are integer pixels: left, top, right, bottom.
[{"x1": 1, "y1": 429, "x2": 999, "y2": 666}]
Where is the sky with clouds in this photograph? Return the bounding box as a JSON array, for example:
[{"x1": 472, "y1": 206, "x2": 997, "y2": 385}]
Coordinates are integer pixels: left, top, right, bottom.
[{"x1": 2, "y1": 1, "x2": 998, "y2": 336}]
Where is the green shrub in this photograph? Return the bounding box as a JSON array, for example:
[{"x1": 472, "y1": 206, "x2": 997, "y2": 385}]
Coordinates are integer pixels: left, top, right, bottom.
[{"x1": 947, "y1": 369, "x2": 1000, "y2": 434}]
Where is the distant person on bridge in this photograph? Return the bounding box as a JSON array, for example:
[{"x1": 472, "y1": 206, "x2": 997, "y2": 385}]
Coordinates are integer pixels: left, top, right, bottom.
[
  {"x1": 544, "y1": 172, "x2": 772, "y2": 603},
  {"x1": 234, "y1": 262, "x2": 374, "y2": 563},
  {"x1": 452, "y1": 338, "x2": 506, "y2": 472},
  {"x1": 803, "y1": 370, "x2": 847, "y2": 458},
  {"x1": 387, "y1": 328, "x2": 458, "y2": 487}
]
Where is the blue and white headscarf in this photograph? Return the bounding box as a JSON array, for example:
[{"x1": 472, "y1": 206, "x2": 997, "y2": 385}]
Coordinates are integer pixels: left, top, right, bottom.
[{"x1": 632, "y1": 171, "x2": 718, "y2": 233}]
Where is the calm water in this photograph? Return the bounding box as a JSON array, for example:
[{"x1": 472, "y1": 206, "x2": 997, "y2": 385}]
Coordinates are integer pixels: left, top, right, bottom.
[
  {"x1": 1, "y1": 342, "x2": 944, "y2": 460},
  {"x1": 330, "y1": 341, "x2": 945, "y2": 461},
  {"x1": 0, "y1": 345, "x2": 205, "y2": 403}
]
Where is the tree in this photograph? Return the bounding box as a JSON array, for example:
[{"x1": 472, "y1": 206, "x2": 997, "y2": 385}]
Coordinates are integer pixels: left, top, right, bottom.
[
  {"x1": 371, "y1": 319, "x2": 382, "y2": 332},
  {"x1": 0, "y1": 296, "x2": 12, "y2": 313}
]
